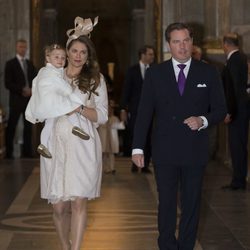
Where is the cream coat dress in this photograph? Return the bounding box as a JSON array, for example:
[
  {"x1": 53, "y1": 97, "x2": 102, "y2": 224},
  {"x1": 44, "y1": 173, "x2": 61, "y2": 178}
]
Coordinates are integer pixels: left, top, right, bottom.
[{"x1": 40, "y1": 72, "x2": 108, "y2": 204}]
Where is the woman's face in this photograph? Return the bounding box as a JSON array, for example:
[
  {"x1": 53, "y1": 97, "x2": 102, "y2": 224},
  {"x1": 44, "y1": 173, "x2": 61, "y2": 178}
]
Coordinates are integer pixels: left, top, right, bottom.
[{"x1": 67, "y1": 40, "x2": 88, "y2": 68}]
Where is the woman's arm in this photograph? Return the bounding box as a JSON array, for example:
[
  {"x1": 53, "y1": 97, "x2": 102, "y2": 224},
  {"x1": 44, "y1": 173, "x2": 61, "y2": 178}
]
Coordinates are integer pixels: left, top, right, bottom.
[
  {"x1": 79, "y1": 75, "x2": 108, "y2": 124},
  {"x1": 79, "y1": 105, "x2": 98, "y2": 122}
]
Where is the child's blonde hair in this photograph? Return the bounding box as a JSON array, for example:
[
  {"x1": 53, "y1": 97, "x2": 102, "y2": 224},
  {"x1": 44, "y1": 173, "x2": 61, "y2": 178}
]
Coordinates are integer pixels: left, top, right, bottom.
[{"x1": 44, "y1": 44, "x2": 65, "y2": 63}]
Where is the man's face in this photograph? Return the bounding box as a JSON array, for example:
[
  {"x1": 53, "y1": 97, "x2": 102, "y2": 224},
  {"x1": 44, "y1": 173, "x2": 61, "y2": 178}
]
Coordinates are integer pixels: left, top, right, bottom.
[
  {"x1": 168, "y1": 29, "x2": 193, "y2": 63},
  {"x1": 142, "y1": 48, "x2": 155, "y2": 64},
  {"x1": 16, "y1": 41, "x2": 27, "y2": 57}
]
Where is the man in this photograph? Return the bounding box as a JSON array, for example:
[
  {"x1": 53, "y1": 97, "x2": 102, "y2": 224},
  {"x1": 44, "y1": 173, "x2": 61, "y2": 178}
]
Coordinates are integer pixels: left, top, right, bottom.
[
  {"x1": 221, "y1": 33, "x2": 249, "y2": 190},
  {"x1": 191, "y1": 45, "x2": 202, "y2": 61},
  {"x1": 5, "y1": 39, "x2": 37, "y2": 158},
  {"x1": 132, "y1": 23, "x2": 226, "y2": 250},
  {"x1": 120, "y1": 45, "x2": 155, "y2": 173}
]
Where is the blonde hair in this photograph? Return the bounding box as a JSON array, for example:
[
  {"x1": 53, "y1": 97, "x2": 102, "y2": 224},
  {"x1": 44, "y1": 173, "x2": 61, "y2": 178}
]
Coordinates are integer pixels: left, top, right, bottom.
[{"x1": 44, "y1": 44, "x2": 65, "y2": 63}]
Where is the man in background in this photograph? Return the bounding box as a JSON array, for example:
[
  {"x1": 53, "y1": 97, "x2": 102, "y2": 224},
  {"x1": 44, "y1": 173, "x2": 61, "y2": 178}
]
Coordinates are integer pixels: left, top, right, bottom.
[
  {"x1": 5, "y1": 39, "x2": 37, "y2": 158},
  {"x1": 221, "y1": 33, "x2": 249, "y2": 190},
  {"x1": 120, "y1": 45, "x2": 155, "y2": 173}
]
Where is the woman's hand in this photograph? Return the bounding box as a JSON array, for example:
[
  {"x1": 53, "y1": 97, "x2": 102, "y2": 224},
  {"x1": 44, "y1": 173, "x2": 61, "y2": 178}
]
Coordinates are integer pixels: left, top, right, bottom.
[{"x1": 80, "y1": 106, "x2": 98, "y2": 122}]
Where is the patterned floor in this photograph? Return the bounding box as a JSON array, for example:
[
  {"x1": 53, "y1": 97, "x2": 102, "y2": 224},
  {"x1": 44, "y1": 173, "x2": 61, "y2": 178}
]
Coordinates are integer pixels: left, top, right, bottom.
[{"x1": 0, "y1": 157, "x2": 249, "y2": 250}]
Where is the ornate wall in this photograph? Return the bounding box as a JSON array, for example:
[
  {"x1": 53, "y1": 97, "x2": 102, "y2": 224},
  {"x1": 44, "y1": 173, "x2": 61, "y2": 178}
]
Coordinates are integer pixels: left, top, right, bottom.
[{"x1": 0, "y1": 0, "x2": 31, "y2": 113}]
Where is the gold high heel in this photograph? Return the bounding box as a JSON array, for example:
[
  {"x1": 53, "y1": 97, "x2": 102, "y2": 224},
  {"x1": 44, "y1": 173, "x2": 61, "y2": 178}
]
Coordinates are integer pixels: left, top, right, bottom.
[
  {"x1": 37, "y1": 144, "x2": 52, "y2": 158},
  {"x1": 72, "y1": 126, "x2": 90, "y2": 140}
]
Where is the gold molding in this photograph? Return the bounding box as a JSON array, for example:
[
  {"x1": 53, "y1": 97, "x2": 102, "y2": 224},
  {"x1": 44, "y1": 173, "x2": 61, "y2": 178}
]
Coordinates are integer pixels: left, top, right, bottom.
[
  {"x1": 31, "y1": 0, "x2": 41, "y2": 67},
  {"x1": 154, "y1": 0, "x2": 162, "y2": 63}
]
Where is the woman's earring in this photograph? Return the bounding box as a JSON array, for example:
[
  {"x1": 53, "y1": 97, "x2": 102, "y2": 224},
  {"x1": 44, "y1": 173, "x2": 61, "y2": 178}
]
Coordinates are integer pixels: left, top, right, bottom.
[{"x1": 86, "y1": 59, "x2": 89, "y2": 66}]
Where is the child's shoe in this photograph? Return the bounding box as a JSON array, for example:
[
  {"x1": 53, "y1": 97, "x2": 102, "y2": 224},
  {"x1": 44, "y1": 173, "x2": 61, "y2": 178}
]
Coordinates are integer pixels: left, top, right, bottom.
[
  {"x1": 72, "y1": 126, "x2": 90, "y2": 140},
  {"x1": 37, "y1": 144, "x2": 52, "y2": 158}
]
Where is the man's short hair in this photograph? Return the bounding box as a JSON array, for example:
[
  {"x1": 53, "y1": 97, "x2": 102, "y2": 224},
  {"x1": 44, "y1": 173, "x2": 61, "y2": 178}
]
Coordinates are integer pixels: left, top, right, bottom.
[
  {"x1": 223, "y1": 33, "x2": 239, "y2": 47},
  {"x1": 138, "y1": 45, "x2": 154, "y2": 59},
  {"x1": 16, "y1": 39, "x2": 27, "y2": 44},
  {"x1": 165, "y1": 23, "x2": 193, "y2": 43}
]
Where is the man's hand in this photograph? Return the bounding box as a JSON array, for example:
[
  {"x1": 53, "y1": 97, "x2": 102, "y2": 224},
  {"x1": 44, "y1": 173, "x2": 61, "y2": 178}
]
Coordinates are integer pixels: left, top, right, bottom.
[
  {"x1": 120, "y1": 110, "x2": 127, "y2": 122},
  {"x1": 132, "y1": 154, "x2": 144, "y2": 168},
  {"x1": 184, "y1": 116, "x2": 203, "y2": 130},
  {"x1": 22, "y1": 87, "x2": 31, "y2": 97},
  {"x1": 224, "y1": 113, "x2": 232, "y2": 124}
]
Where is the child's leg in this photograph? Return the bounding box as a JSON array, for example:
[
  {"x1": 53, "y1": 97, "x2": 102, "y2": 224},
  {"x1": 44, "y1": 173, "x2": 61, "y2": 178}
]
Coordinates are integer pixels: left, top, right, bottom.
[
  {"x1": 40, "y1": 119, "x2": 53, "y2": 146},
  {"x1": 109, "y1": 153, "x2": 115, "y2": 171},
  {"x1": 103, "y1": 152, "x2": 111, "y2": 173},
  {"x1": 38, "y1": 119, "x2": 53, "y2": 158},
  {"x1": 109, "y1": 153, "x2": 116, "y2": 174}
]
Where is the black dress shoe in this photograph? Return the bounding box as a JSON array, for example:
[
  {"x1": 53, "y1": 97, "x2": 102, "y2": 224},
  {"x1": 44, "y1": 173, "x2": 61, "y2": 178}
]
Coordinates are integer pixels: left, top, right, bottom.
[
  {"x1": 221, "y1": 184, "x2": 246, "y2": 191},
  {"x1": 141, "y1": 168, "x2": 152, "y2": 174}
]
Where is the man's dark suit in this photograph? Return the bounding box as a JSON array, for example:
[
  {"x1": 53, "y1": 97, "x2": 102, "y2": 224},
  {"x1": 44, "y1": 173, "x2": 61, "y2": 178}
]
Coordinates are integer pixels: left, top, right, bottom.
[
  {"x1": 133, "y1": 59, "x2": 226, "y2": 249},
  {"x1": 5, "y1": 57, "x2": 37, "y2": 158},
  {"x1": 120, "y1": 63, "x2": 152, "y2": 169},
  {"x1": 222, "y1": 50, "x2": 249, "y2": 189}
]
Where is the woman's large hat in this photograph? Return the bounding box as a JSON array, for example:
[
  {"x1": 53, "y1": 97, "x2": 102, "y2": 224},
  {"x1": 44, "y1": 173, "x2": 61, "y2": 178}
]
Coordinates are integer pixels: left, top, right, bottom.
[{"x1": 66, "y1": 16, "x2": 98, "y2": 47}]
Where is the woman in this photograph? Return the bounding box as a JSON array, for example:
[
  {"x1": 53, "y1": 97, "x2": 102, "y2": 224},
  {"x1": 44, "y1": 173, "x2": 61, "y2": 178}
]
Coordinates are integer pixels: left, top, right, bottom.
[{"x1": 40, "y1": 17, "x2": 108, "y2": 250}]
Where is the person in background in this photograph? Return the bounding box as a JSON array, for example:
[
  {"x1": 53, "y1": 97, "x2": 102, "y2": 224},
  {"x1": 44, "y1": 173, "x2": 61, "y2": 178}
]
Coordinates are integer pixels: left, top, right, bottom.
[
  {"x1": 132, "y1": 22, "x2": 226, "y2": 250},
  {"x1": 98, "y1": 99, "x2": 125, "y2": 174},
  {"x1": 191, "y1": 45, "x2": 203, "y2": 61},
  {"x1": 221, "y1": 33, "x2": 249, "y2": 191},
  {"x1": 192, "y1": 45, "x2": 217, "y2": 160},
  {"x1": 39, "y1": 16, "x2": 108, "y2": 250},
  {"x1": 25, "y1": 43, "x2": 89, "y2": 158},
  {"x1": 120, "y1": 45, "x2": 155, "y2": 173},
  {"x1": 4, "y1": 39, "x2": 37, "y2": 159}
]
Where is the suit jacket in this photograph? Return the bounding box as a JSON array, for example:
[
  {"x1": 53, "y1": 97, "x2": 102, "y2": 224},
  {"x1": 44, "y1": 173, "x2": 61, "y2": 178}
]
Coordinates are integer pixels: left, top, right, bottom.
[
  {"x1": 120, "y1": 63, "x2": 144, "y2": 127},
  {"x1": 222, "y1": 50, "x2": 248, "y2": 118},
  {"x1": 4, "y1": 57, "x2": 37, "y2": 109},
  {"x1": 133, "y1": 59, "x2": 227, "y2": 166}
]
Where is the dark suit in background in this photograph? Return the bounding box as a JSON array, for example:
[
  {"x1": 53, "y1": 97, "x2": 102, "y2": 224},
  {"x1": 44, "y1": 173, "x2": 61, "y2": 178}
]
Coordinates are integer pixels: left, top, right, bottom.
[
  {"x1": 5, "y1": 39, "x2": 37, "y2": 158},
  {"x1": 132, "y1": 23, "x2": 227, "y2": 249},
  {"x1": 222, "y1": 33, "x2": 249, "y2": 190},
  {"x1": 120, "y1": 45, "x2": 155, "y2": 173}
]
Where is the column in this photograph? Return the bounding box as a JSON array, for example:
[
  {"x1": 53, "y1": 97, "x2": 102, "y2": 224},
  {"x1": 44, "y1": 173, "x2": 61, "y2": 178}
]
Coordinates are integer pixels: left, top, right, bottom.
[{"x1": 130, "y1": 9, "x2": 145, "y2": 64}]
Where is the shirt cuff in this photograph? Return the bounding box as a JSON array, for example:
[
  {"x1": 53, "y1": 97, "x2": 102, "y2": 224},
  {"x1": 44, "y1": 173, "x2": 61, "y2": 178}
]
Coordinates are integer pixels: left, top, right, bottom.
[
  {"x1": 132, "y1": 149, "x2": 143, "y2": 155},
  {"x1": 198, "y1": 116, "x2": 208, "y2": 131}
]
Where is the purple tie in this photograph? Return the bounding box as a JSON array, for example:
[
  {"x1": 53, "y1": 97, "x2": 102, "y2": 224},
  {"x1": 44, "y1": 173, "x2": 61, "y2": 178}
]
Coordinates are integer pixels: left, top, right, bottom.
[{"x1": 177, "y1": 64, "x2": 186, "y2": 95}]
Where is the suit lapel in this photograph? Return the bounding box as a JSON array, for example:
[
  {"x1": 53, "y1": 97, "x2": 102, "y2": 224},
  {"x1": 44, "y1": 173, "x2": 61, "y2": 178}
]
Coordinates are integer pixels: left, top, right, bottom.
[
  {"x1": 136, "y1": 63, "x2": 143, "y2": 82},
  {"x1": 163, "y1": 60, "x2": 180, "y2": 96},
  {"x1": 182, "y1": 59, "x2": 197, "y2": 96}
]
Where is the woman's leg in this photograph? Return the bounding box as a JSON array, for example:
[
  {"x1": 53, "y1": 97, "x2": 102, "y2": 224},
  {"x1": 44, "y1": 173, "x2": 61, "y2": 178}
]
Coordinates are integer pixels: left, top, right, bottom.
[
  {"x1": 53, "y1": 200, "x2": 71, "y2": 250},
  {"x1": 71, "y1": 198, "x2": 88, "y2": 250}
]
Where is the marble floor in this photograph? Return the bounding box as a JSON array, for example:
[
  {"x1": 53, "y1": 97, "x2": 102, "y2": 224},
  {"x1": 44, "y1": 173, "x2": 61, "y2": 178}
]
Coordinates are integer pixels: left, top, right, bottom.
[{"x1": 0, "y1": 157, "x2": 249, "y2": 250}]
